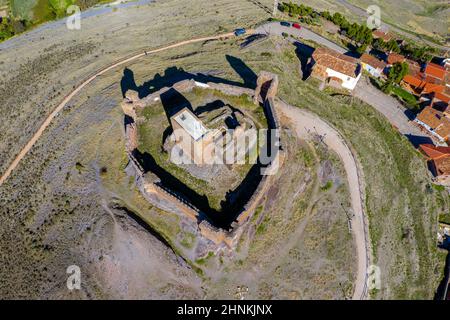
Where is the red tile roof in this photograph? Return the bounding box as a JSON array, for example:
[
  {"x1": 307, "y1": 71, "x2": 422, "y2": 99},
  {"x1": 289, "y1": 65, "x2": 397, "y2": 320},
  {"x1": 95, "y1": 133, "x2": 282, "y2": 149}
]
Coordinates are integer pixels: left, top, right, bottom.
[
  {"x1": 424, "y1": 63, "x2": 446, "y2": 81},
  {"x1": 422, "y1": 82, "x2": 445, "y2": 94},
  {"x1": 387, "y1": 53, "x2": 405, "y2": 65},
  {"x1": 419, "y1": 144, "x2": 450, "y2": 159},
  {"x1": 419, "y1": 144, "x2": 450, "y2": 176},
  {"x1": 360, "y1": 53, "x2": 386, "y2": 70},
  {"x1": 416, "y1": 106, "x2": 450, "y2": 140},
  {"x1": 402, "y1": 73, "x2": 446, "y2": 96},
  {"x1": 433, "y1": 92, "x2": 450, "y2": 104},
  {"x1": 403, "y1": 75, "x2": 422, "y2": 88},
  {"x1": 312, "y1": 47, "x2": 360, "y2": 78},
  {"x1": 372, "y1": 29, "x2": 393, "y2": 42}
]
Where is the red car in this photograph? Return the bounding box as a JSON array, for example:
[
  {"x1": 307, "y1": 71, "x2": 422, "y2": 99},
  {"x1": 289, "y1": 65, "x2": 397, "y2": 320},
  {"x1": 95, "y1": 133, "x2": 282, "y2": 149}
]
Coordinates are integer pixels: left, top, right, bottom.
[{"x1": 292, "y1": 23, "x2": 301, "y2": 30}]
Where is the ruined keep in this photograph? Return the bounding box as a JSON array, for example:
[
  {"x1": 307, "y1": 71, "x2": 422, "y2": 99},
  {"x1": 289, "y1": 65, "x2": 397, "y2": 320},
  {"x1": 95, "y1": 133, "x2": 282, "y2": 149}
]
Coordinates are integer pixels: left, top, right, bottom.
[{"x1": 121, "y1": 72, "x2": 283, "y2": 254}]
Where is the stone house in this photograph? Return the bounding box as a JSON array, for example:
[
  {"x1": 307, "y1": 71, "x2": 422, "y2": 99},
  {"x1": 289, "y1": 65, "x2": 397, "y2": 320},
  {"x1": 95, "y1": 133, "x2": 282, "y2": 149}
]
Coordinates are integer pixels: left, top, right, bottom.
[{"x1": 310, "y1": 47, "x2": 362, "y2": 90}]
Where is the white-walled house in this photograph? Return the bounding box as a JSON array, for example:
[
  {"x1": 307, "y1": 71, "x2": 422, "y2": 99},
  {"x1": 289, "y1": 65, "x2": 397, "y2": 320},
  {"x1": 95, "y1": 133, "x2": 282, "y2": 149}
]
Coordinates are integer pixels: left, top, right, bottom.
[
  {"x1": 360, "y1": 53, "x2": 387, "y2": 78},
  {"x1": 310, "y1": 47, "x2": 362, "y2": 90}
]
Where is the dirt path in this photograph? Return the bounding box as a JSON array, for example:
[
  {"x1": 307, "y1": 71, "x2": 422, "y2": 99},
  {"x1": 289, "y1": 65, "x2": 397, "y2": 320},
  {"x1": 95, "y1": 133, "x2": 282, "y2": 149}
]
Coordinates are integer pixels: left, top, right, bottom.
[
  {"x1": 277, "y1": 99, "x2": 370, "y2": 300},
  {"x1": 0, "y1": 31, "x2": 239, "y2": 186}
]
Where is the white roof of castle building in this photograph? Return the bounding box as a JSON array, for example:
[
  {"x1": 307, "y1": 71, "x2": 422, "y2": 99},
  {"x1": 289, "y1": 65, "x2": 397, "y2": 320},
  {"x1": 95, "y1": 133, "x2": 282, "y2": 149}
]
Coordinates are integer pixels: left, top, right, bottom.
[{"x1": 173, "y1": 109, "x2": 208, "y2": 141}]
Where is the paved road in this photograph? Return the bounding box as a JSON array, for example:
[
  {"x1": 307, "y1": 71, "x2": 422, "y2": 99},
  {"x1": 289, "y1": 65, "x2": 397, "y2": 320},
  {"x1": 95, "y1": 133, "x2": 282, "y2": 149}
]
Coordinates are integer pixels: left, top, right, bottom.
[
  {"x1": 0, "y1": 31, "x2": 235, "y2": 186},
  {"x1": 256, "y1": 22, "x2": 346, "y2": 54},
  {"x1": 354, "y1": 77, "x2": 428, "y2": 141},
  {"x1": 278, "y1": 100, "x2": 369, "y2": 300}
]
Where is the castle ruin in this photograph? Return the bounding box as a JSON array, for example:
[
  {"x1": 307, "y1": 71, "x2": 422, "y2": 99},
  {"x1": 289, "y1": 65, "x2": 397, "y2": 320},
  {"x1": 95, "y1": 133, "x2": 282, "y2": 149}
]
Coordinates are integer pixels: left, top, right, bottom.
[{"x1": 121, "y1": 72, "x2": 283, "y2": 254}]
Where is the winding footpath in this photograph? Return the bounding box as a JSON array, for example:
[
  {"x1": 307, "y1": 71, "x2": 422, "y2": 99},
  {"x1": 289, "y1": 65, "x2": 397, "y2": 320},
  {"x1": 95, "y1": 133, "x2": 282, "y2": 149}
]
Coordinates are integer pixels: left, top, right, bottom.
[{"x1": 277, "y1": 100, "x2": 369, "y2": 300}]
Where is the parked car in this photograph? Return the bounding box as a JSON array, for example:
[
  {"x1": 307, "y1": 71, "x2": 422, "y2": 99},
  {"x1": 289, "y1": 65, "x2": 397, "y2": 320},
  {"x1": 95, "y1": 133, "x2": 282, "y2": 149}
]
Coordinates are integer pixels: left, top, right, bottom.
[
  {"x1": 292, "y1": 23, "x2": 301, "y2": 30},
  {"x1": 234, "y1": 28, "x2": 246, "y2": 36},
  {"x1": 280, "y1": 21, "x2": 291, "y2": 27}
]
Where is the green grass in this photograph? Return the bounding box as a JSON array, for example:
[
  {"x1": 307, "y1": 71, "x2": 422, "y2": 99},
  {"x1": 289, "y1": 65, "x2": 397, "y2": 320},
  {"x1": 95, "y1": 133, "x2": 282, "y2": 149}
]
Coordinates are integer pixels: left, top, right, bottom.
[
  {"x1": 3, "y1": 0, "x2": 116, "y2": 43},
  {"x1": 32, "y1": 1, "x2": 52, "y2": 23},
  {"x1": 432, "y1": 184, "x2": 446, "y2": 192},
  {"x1": 195, "y1": 251, "x2": 214, "y2": 265},
  {"x1": 391, "y1": 85, "x2": 419, "y2": 109},
  {"x1": 180, "y1": 232, "x2": 196, "y2": 249},
  {"x1": 320, "y1": 180, "x2": 333, "y2": 191},
  {"x1": 11, "y1": 0, "x2": 38, "y2": 20},
  {"x1": 256, "y1": 214, "x2": 271, "y2": 235},
  {"x1": 439, "y1": 213, "x2": 450, "y2": 225},
  {"x1": 417, "y1": 4, "x2": 450, "y2": 17}
]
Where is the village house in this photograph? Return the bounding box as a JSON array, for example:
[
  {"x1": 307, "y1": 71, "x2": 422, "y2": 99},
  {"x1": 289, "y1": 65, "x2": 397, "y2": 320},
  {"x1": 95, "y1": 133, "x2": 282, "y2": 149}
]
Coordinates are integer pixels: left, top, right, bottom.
[
  {"x1": 402, "y1": 62, "x2": 448, "y2": 96},
  {"x1": 419, "y1": 144, "x2": 450, "y2": 185},
  {"x1": 310, "y1": 47, "x2": 361, "y2": 90},
  {"x1": 386, "y1": 53, "x2": 421, "y2": 73},
  {"x1": 420, "y1": 88, "x2": 450, "y2": 110},
  {"x1": 386, "y1": 52, "x2": 405, "y2": 66},
  {"x1": 423, "y1": 62, "x2": 447, "y2": 83},
  {"x1": 406, "y1": 59, "x2": 422, "y2": 76},
  {"x1": 415, "y1": 104, "x2": 450, "y2": 143},
  {"x1": 360, "y1": 53, "x2": 386, "y2": 78},
  {"x1": 372, "y1": 29, "x2": 394, "y2": 42}
]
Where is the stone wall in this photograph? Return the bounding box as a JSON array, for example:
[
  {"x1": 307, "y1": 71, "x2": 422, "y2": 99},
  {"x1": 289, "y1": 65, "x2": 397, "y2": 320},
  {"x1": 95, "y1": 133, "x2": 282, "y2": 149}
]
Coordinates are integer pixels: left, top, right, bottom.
[
  {"x1": 253, "y1": 71, "x2": 279, "y2": 104},
  {"x1": 120, "y1": 72, "x2": 283, "y2": 251},
  {"x1": 206, "y1": 82, "x2": 254, "y2": 97}
]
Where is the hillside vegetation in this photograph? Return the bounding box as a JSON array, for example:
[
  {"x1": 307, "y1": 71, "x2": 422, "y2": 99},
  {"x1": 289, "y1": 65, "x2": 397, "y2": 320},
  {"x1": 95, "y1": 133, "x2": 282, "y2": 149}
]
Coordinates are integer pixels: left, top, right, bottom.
[
  {"x1": 1, "y1": 0, "x2": 114, "y2": 41},
  {"x1": 300, "y1": 0, "x2": 449, "y2": 44}
]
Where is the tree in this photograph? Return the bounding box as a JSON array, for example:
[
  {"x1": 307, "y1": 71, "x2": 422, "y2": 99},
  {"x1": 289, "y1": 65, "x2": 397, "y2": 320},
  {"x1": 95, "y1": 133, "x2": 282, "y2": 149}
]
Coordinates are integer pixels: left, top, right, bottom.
[
  {"x1": 0, "y1": 18, "x2": 15, "y2": 42},
  {"x1": 386, "y1": 39, "x2": 400, "y2": 53},
  {"x1": 388, "y1": 62, "x2": 409, "y2": 84},
  {"x1": 356, "y1": 43, "x2": 368, "y2": 55},
  {"x1": 321, "y1": 11, "x2": 331, "y2": 20},
  {"x1": 381, "y1": 80, "x2": 393, "y2": 93}
]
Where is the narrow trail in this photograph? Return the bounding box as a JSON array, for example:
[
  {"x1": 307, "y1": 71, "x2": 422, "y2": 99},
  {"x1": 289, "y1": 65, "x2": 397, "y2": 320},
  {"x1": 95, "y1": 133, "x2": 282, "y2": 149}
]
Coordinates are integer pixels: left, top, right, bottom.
[
  {"x1": 277, "y1": 99, "x2": 370, "y2": 300},
  {"x1": 0, "y1": 31, "x2": 240, "y2": 186}
]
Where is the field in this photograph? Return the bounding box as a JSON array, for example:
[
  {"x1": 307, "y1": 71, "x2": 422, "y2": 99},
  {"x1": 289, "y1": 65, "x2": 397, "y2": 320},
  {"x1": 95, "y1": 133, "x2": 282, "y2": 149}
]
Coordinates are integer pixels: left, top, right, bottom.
[
  {"x1": 7, "y1": 0, "x2": 115, "y2": 24},
  {"x1": 10, "y1": 0, "x2": 38, "y2": 20},
  {"x1": 0, "y1": 0, "x2": 448, "y2": 299},
  {"x1": 299, "y1": 0, "x2": 449, "y2": 44},
  {"x1": 346, "y1": 0, "x2": 449, "y2": 41}
]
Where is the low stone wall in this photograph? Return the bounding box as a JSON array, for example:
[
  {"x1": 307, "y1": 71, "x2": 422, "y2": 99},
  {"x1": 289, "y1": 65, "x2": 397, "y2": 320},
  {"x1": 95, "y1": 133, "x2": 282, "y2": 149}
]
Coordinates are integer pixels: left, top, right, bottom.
[
  {"x1": 254, "y1": 71, "x2": 279, "y2": 104},
  {"x1": 121, "y1": 72, "x2": 283, "y2": 251},
  {"x1": 205, "y1": 82, "x2": 254, "y2": 97}
]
